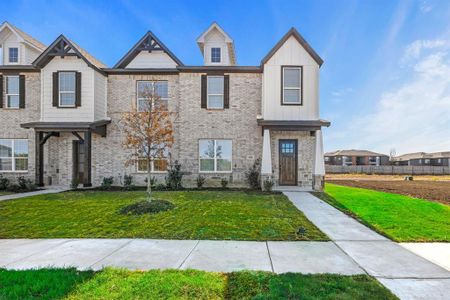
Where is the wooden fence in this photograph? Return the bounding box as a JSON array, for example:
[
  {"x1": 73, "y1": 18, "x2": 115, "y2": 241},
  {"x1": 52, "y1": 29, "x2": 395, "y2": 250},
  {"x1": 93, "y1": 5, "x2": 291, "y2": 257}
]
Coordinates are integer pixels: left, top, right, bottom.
[{"x1": 325, "y1": 165, "x2": 450, "y2": 175}]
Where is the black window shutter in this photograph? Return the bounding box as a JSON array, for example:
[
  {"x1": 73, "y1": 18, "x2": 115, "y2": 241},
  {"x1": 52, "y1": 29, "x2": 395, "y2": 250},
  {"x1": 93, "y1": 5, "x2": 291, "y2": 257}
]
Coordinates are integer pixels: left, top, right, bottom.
[
  {"x1": 52, "y1": 72, "x2": 59, "y2": 107},
  {"x1": 75, "y1": 72, "x2": 81, "y2": 107},
  {"x1": 0, "y1": 75, "x2": 3, "y2": 108},
  {"x1": 224, "y1": 75, "x2": 229, "y2": 109},
  {"x1": 201, "y1": 75, "x2": 207, "y2": 108},
  {"x1": 19, "y1": 75, "x2": 25, "y2": 108}
]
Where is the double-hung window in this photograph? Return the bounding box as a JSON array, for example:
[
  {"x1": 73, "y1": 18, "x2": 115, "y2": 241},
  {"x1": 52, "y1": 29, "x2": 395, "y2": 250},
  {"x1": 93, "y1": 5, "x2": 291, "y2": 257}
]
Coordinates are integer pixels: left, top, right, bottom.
[
  {"x1": 59, "y1": 71, "x2": 76, "y2": 107},
  {"x1": 199, "y1": 139, "x2": 232, "y2": 172},
  {"x1": 8, "y1": 47, "x2": 18, "y2": 63},
  {"x1": 137, "y1": 81, "x2": 168, "y2": 112},
  {"x1": 137, "y1": 146, "x2": 169, "y2": 173},
  {"x1": 0, "y1": 139, "x2": 28, "y2": 172},
  {"x1": 5, "y1": 76, "x2": 19, "y2": 108},
  {"x1": 207, "y1": 76, "x2": 224, "y2": 109},
  {"x1": 282, "y1": 66, "x2": 302, "y2": 105},
  {"x1": 211, "y1": 47, "x2": 221, "y2": 63}
]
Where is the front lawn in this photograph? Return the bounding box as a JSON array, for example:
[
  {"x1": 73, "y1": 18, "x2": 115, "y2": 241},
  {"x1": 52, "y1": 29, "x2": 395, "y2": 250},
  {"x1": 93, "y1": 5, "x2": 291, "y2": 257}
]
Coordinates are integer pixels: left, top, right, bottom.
[
  {"x1": 0, "y1": 190, "x2": 327, "y2": 240},
  {"x1": 316, "y1": 184, "x2": 450, "y2": 242},
  {"x1": 0, "y1": 268, "x2": 397, "y2": 300}
]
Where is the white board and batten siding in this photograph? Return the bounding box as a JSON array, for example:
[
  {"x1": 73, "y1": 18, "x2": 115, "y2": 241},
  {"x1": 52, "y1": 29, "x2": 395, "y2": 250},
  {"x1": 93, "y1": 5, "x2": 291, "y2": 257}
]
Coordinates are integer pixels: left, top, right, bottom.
[
  {"x1": 262, "y1": 35, "x2": 319, "y2": 121},
  {"x1": 126, "y1": 51, "x2": 178, "y2": 68},
  {"x1": 41, "y1": 56, "x2": 107, "y2": 122}
]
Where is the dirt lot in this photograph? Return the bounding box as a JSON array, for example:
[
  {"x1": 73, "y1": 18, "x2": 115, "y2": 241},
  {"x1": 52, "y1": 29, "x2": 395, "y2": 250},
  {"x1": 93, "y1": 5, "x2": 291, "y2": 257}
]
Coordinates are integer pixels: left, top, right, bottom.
[{"x1": 327, "y1": 174, "x2": 450, "y2": 205}]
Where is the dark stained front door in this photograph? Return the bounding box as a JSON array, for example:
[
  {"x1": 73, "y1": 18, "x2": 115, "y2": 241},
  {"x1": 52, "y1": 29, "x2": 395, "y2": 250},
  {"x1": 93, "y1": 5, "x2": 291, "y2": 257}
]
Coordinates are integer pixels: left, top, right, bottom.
[
  {"x1": 72, "y1": 140, "x2": 86, "y2": 184},
  {"x1": 279, "y1": 139, "x2": 298, "y2": 186}
]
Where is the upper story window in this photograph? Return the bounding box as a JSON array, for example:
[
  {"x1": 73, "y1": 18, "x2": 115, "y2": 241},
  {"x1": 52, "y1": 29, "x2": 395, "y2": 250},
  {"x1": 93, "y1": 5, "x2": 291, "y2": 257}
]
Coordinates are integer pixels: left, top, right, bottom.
[
  {"x1": 211, "y1": 47, "x2": 221, "y2": 63},
  {"x1": 5, "y1": 76, "x2": 19, "y2": 108},
  {"x1": 59, "y1": 71, "x2": 76, "y2": 107},
  {"x1": 207, "y1": 76, "x2": 224, "y2": 109},
  {"x1": 137, "y1": 81, "x2": 168, "y2": 112},
  {"x1": 8, "y1": 48, "x2": 18, "y2": 63},
  {"x1": 0, "y1": 139, "x2": 28, "y2": 172},
  {"x1": 282, "y1": 66, "x2": 302, "y2": 105}
]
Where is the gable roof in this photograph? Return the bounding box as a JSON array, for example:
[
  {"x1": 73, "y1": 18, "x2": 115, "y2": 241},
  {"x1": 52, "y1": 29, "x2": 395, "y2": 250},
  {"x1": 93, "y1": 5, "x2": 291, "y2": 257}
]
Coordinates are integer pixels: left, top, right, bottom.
[
  {"x1": 261, "y1": 27, "x2": 323, "y2": 67},
  {"x1": 393, "y1": 151, "x2": 450, "y2": 161},
  {"x1": 325, "y1": 150, "x2": 388, "y2": 157},
  {"x1": 113, "y1": 31, "x2": 183, "y2": 69},
  {"x1": 196, "y1": 22, "x2": 236, "y2": 65},
  {"x1": 33, "y1": 35, "x2": 106, "y2": 74},
  {"x1": 0, "y1": 21, "x2": 46, "y2": 51}
]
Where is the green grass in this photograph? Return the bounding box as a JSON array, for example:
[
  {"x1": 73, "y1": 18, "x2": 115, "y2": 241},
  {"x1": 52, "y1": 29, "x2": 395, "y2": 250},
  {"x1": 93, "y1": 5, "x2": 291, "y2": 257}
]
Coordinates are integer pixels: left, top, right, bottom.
[
  {"x1": 0, "y1": 190, "x2": 327, "y2": 240},
  {"x1": 315, "y1": 184, "x2": 450, "y2": 242},
  {"x1": 0, "y1": 268, "x2": 397, "y2": 300}
]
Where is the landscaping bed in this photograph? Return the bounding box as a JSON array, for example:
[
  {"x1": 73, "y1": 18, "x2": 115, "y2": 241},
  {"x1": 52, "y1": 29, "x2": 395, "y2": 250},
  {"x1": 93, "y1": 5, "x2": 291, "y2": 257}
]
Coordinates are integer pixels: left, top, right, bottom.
[
  {"x1": 0, "y1": 190, "x2": 327, "y2": 240},
  {"x1": 0, "y1": 268, "x2": 397, "y2": 299},
  {"x1": 327, "y1": 179, "x2": 450, "y2": 205},
  {"x1": 315, "y1": 184, "x2": 450, "y2": 242}
]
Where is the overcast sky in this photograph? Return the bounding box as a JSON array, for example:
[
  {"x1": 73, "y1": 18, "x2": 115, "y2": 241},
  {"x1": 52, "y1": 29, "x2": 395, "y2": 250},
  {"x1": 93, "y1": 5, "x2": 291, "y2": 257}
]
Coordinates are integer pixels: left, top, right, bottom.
[{"x1": 1, "y1": 0, "x2": 449, "y2": 155}]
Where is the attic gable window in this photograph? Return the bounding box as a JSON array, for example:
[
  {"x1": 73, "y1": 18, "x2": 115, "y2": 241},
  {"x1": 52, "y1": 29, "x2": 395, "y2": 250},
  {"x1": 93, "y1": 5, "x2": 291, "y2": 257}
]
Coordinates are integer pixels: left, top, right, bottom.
[
  {"x1": 211, "y1": 47, "x2": 221, "y2": 63},
  {"x1": 282, "y1": 66, "x2": 302, "y2": 105},
  {"x1": 58, "y1": 72, "x2": 76, "y2": 107},
  {"x1": 8, "y1": 48, "x2": 18, "y2": 63}
]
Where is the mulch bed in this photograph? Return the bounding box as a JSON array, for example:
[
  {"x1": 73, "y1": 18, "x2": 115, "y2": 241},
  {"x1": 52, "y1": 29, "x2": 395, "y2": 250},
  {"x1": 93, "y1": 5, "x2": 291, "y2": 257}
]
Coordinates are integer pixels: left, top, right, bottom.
[{"x1": 327, "y1": 180, "x2": 450, "y2": 206}]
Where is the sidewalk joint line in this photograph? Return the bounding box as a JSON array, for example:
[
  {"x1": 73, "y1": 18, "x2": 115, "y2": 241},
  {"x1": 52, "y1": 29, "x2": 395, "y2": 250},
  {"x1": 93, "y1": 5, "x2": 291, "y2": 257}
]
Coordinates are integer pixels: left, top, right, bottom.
[
  {"x1": 178, "y1": 240, "x2": 200, "y2": 270},
  {"x1": 88, "y1": 239, "x2": 135, "y2": 269},
  {"x1": 265, "y1": 241, "x2": 275, "y2": 273}
]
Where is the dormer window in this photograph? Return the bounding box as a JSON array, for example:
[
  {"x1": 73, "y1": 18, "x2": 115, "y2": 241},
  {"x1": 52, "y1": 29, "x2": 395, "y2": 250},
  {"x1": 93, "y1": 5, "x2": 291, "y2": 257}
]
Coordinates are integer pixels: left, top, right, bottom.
[
  {"x1": 282, "y1": 66, "x2": 302, "y2": 105},
  {"x1": 58, "y1": 71, "x2": 76, "y2": 107},
  {"x1": 8, "y1": 47, "x2": 18, "y2": 63},
  {"x1": 211, "y1": 47, "x2": 221, "y2": 63}
]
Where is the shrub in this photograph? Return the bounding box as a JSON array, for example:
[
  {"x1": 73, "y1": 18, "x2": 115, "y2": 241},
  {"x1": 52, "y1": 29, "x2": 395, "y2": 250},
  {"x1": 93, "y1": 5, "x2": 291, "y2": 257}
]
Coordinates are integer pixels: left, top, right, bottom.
[
  {"x1": 119, "y1": 199, "x2": 175, "y2": 215},
  {"x1": 155, "y1": 183, "x2": 167, "y2": 190},
  {"x1": 196, "y1": 175, "x2": 206, "y2": 188},
  {"x1": 7, "y1": 184, "x2": 21, "y2": 193},
  {"x1": 17, "y1": 176, "x2": 28, "y2": 190},
  {"x1": 263, "y1": 178, "x2": 274, "y2": 192},
  {"x1": 70, "y1": 178, "x2": 79, "y2": 190},
  {"x1": 166, "y1": 161, "x2": 183, "y2": 190},
  {"x1": 101, "y1": 176, "x2": 114, "y2": 190},
  {"x1": 123, "y1": 174, "x2": 134, "y2": 191},
  {"x1": 0, "y1": 175, "x2": 9, "y2": 190},
  {"x1": 221, "y1": 178, "x2": 229, "y2": 189},
  {"x1": 245, "y1": 158, "x2": 261, "y2": 190}
]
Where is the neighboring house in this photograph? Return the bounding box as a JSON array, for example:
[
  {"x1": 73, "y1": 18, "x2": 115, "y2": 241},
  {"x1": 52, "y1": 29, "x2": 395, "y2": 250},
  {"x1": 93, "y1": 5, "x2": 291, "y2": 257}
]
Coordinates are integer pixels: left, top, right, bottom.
[
  {"x1": 324, "y1": 150, "x2": 389, "y2": 166},
  {"x1": 0, "y1": 21, "x2": 330, "y2": 190},
  {"x1": 392, "y1": 152, "x2": 450, "y2": 166}
]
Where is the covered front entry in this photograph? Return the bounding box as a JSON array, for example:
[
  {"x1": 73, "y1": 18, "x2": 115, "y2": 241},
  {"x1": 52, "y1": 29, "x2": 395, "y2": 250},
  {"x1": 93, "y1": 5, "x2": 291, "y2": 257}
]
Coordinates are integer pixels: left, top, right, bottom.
[{"x1": 279, "y1": 139, "x2": 298, "y2": 185}]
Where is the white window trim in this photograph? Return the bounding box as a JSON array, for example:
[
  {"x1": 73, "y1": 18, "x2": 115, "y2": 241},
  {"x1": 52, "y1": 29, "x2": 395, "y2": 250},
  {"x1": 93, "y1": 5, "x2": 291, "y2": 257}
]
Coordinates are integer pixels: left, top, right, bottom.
[
  {"x1": 282, "y1": 66, "x2": 302, "y2": 105},
  {"x1": 199, "y1": 139, "x2": 232, "y2": 173},
  {"x1": 136, "y1": 80, "x2": 169, "y2": 112},
  {"x1": 5, "y1": 75, "x2": 20, "y2": 109},
  {"x1": 8, "y1": 47, "x2": 19, "y2": 64},
  {"x1": 58, "y1": 71, "x2": 76, "y2": 107},
  {"x1": 206, "y1": 76, "x2": 224, "y2": 109},
  {"x1": 136, "y1": 158, "x2": 169, "y2": 173},
  {"x1": 0, "y1": 139, "x2": 28, "y2": 173},
  {"x1": 211, "y1": 47, "x2": 221, "y2": 63}
]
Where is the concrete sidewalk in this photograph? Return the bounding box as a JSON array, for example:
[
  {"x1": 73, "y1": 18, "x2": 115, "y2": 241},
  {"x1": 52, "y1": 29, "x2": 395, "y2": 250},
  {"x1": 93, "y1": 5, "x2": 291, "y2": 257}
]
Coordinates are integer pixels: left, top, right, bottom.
[
  {"x1": 0, "y1": 187, "x2": 69, "y2": 202},
  {"x1": 286, "y1": 192, "x2": 450, "y2": 300}
]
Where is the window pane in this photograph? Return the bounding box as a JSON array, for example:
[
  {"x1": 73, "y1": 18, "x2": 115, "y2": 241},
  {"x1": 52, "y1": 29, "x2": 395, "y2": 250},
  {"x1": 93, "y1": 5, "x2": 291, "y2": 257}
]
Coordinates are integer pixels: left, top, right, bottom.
[
  {"x1": 0, "y1": 140, "x2": 13, "y2": 157},
  {"x1": 155, "y1": 99, "x2": 168, "y2": 110},
  {"x1": 199, "y1": 140, "x2": 215, "y2": 159},
  {"x1": 217, "y1": 159, "x2": 231, "y2": 171},
  {"x1": 283, "y1": 89, "x2": 300, "y2": 103},
  {"x1": 6, "y1": 76, "x2": 19, "y2": 94},
  {"x1": 0, "y1": 158, "x2": 12, "y2": 171},
  {"x1": 216, "y1": 140, "x2": 231, "y2": 159},
  {"x1": 9, "y1": 48, "x2": 18, "y2": 62},
  {"x1": 154, "y1": 81, "x2": 168, "y2": 99},
  {"x1": 207, "y1": 76, "x2": 223, "y2": 94},
  {"x1": 8, "y1": 95, "x2": 19, "y2": 108},
  {"x1": 154, "y1": 160, "x2": 168, "y2": 172},
  {"x1": 137, "y1": 81, "x2": 152, "y2": 98},
  {"x1": 59, "y1": 72, "x2": 76, "y2": 92},
  {"x1": 14, "y1": 140, "x2": 28, "y2": 157},
  {"x1": 284, "y1": 68, "x2": 300, "y2": 88},
  {"x1": 138, "y1": 159, "x2": 148, "y2": 172},
  {"x1": 200, "y1": 159, "x2": 214, "y2": 171},
  {"x1": 211, "y1": 48, "x2": 221, "y2": 63},
  {"x1": 60, "y1": 93, "x2": 75, "y2": 106},
  {"x1": 15, "y1": 158, "x2": 28, "y2": 171},
  {"x1": 207, "y1": 95, "x2": 223, "y2": 108},
  {"x1": 138, "y1": 99, "x2": 151, "y2": 112}
]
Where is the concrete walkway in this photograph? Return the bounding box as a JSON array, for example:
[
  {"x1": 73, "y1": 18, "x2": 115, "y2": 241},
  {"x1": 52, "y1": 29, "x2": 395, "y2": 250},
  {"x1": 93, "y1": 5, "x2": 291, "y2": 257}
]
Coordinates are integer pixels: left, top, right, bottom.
[
  {"x1": 0, "y1": 187, "x2": 69, "y2": 202},
  {"x1": 286, "y1": 192, "x2": 450, "y2": 300},
  {"x1": 400, "y1": 243, "x2": 450, "y2": 271}
]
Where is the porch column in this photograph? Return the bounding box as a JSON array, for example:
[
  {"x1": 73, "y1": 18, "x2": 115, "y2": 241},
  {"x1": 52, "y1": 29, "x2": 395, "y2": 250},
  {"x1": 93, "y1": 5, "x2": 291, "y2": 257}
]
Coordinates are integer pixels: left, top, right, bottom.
[
  {"x1": 261, "y1": 129, "x2": 272, "y2": 175},
  {"x1": 83, "y1": 130, "x2": 92, "y2": 187},
  {"x1": 35, "y1": 131, "x2": 44, "y2": 186},
  {"x1": 313, "y1": 129, "x2": 325, "y2": 191}
]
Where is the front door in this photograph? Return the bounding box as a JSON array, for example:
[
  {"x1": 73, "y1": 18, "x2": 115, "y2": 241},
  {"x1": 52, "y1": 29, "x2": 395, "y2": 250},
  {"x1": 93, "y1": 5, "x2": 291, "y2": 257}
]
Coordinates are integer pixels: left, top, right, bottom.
[
  {"x1": 72, "y1": 140, "x2": 85, "y2": 184},
  {"x1": 279, "y1": 139, "x2": 298, "y2": 186}
]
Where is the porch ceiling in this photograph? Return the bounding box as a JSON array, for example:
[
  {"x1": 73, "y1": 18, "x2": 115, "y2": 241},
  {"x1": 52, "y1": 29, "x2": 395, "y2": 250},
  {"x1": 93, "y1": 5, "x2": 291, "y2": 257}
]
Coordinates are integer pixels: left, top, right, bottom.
[
  {"x1": 20, "y1": 119, "x2": 111, "y2": 136},
  {"x1": 257, "y1": 119, "x2": 331, "y2": 131}
]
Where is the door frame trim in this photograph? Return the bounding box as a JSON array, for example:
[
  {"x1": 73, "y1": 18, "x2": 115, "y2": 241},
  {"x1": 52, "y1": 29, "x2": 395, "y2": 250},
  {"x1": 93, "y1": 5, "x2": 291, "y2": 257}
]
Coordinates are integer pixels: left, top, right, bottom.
[{"x1": 278, "y1": 139, "x2": 298, "y2": 186}]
